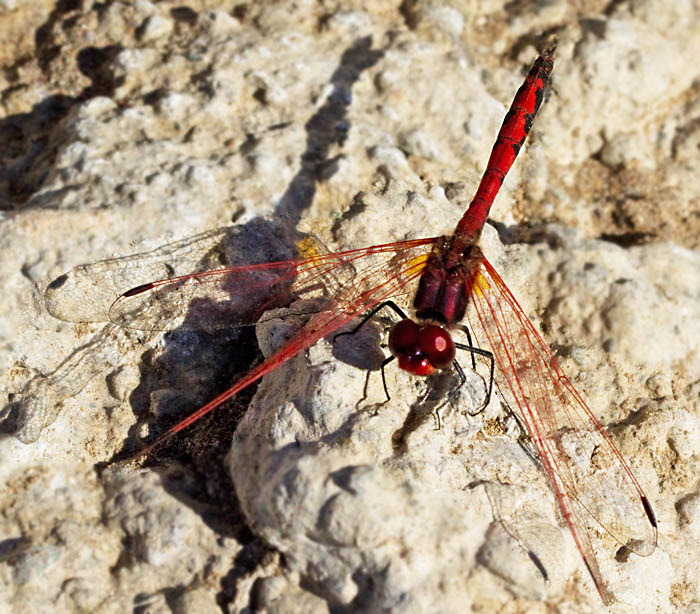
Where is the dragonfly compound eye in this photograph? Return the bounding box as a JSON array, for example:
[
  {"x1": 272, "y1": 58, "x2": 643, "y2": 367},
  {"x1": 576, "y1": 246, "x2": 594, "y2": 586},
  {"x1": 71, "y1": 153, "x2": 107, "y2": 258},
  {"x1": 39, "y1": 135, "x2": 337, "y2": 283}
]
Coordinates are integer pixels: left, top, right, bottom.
[
  {"x1": 417, "y1": 325, "x2": 455, "y2": 369},
  {"x1": 389, "y1": 319, "x2": 420, "y2": 356}
]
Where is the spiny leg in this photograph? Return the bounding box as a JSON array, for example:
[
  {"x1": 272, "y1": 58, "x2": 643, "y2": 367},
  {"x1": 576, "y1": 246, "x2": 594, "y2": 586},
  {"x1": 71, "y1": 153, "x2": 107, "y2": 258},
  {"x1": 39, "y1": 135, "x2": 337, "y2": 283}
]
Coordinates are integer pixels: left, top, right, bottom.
[
  {"x1": 333, "y1": 300, "x2": 408, "y2": 343},
  {"x1": 454, "y1": 325, "x2": 494, "y2": 414},
  {"x1": 333, "y1": 301, "x2": 408, "y2": 404},
  {"x1": 380, "y1": 355, "x2": 395, "y2": 404}
]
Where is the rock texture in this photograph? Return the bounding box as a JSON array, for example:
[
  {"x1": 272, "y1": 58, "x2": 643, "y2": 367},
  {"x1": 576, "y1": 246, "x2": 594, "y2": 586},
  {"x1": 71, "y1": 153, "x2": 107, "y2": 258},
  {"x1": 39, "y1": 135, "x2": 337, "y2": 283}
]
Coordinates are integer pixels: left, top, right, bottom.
[{"x1": 0, "y1": 1, "x2": 698, "y2": 613}]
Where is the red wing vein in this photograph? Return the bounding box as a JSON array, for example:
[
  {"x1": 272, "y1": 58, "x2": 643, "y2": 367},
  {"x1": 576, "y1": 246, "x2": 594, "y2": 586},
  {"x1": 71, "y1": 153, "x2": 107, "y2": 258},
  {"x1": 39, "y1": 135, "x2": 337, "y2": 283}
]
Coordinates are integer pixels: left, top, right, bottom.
[
  {"x1": 108, "y1": 238, "x2": 436, "y2": 331},
  {"x1": 465, "y1": 254, "x2": 657, "y2": 558}
]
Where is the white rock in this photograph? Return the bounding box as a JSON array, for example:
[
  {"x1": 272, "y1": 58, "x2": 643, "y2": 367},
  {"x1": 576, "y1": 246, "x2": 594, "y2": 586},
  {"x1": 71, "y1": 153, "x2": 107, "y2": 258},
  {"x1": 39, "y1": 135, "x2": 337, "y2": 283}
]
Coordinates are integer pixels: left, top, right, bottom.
[{"x1": 0, "y1": 1, "x2": 697, "y2": 611}]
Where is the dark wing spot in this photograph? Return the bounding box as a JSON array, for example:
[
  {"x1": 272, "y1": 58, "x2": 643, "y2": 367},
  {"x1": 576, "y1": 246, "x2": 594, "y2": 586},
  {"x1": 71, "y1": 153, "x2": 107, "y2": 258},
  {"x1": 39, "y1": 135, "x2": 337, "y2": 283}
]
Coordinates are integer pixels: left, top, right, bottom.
[
  {"x1": 641, "y1": 496, "x2": 657, "y2": 528},
  {"x1": 47, "y1": 274, "x2": 68, "y2": 290},
  {"x1": 122, "y1": 282, "x2": 155, "y2": 297},
  {"x1": 528, "y1": 550, "x2": 549, "y2": 581}
]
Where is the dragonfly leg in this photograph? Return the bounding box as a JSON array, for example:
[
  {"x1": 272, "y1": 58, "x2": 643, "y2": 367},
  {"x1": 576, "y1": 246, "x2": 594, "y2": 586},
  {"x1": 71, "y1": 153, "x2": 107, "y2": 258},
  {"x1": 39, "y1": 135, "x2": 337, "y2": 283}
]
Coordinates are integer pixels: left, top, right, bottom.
[
  {"x1": 332, "y1": 300, "x2": 408, "y2": 343},
  {"x1": 333, "y1": 301, "x2": 408, "y2": 404},
  {"x1": 454, "y1": 327, "x2": 494, "y2": 415},
  {"x1": 432, "y1": 407, "x2": 442, "y2": 431},
  {"x1": 380, "y1": 355, "x2": 395, "y2": 404},
  {"x1": 458, "y1": 325, "x2": 478, "y2": 370},
  {"x1": 452, "y1": 359, "x2": 467, "y2": 386}
]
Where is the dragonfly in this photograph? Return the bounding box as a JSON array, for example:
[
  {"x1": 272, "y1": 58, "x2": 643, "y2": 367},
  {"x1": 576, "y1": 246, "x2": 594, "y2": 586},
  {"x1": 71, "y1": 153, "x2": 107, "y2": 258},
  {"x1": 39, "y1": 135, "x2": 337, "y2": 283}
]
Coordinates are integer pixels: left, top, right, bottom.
[{"x1": 45, "y1": 43, "x2": 657, "y2": 604}]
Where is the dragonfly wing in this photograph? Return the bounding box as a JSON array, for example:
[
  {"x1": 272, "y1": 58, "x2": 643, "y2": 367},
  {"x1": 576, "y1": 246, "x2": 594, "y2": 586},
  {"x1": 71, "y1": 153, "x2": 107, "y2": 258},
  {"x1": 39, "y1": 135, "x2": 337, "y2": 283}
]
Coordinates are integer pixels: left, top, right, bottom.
[
  {"x1": 315, "y1": 238, "x2": 436, "y2": 317},
  {"x1": 43, "y1": 224, "x2": 327, "y2": 327},
  {"x1": 43, "y1": 227, "x2": 250, "y2": 324},
  {"x1": 138, "y1": 237, "x2": 437, "y2": 451},
  {"x1": 46, "y1": 230, "x2": 435, "y2": 333},
  {"x1": 108, "y1": 238, "x2": 435, "y2": 332},
  {"x1": 465, "y1": 249, "x2": 657, "y2": 601},
  {"x1": 108, "y1": 259, "x2": 303, "y2": 331}
]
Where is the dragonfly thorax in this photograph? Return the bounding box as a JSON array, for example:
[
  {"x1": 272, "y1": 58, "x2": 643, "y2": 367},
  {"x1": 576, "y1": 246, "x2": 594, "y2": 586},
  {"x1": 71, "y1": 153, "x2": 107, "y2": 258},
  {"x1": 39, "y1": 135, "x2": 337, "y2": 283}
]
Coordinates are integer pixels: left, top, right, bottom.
[
  {"x1": 413, "y1": 240, "x2": 483, "y2": 326},
  {"x1": 388, "y1": 318, "x2": 456, "y2": 376}
]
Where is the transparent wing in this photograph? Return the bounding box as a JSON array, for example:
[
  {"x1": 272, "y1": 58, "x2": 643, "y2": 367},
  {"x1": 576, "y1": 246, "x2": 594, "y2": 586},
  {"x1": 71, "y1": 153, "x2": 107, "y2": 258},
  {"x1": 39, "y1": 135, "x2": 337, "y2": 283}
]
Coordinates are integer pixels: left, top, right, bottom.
[
  {"x1": 465, "y1": 249, "x2": 657, "y2": 603},
  {"x1": 106, "y1": 238, "x2": 434, "y2": 332},
  {"x1": 44, "y1": 227, "x2": 238, "y2": 324},
  {"x1": 44, "y1": 224, "x2": 433, "y2": 332},
  {"x1": 135, "y1": 237, "x2": 437, "y2": 451}
]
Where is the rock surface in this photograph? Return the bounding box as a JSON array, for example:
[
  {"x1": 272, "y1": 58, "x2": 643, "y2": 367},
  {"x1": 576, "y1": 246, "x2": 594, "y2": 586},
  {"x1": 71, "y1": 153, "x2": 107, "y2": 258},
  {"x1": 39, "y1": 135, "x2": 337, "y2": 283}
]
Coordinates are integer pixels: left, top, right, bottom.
[{"x1": 0, "y1": 1, "x2": 698, "y2": 612}]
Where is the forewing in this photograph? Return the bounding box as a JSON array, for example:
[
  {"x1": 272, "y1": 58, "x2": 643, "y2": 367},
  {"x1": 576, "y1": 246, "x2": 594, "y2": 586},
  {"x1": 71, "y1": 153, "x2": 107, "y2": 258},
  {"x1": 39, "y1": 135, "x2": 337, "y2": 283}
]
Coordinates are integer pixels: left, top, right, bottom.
[
  {"x1": 310, "y1": 238, "x2": 435, "y2": 320},
  {"x1": 465, "y1": 250, "x2": 657, "y2": 598},
  {"x1": 133, "y1": 237, "x2": 437, "y2": 452},
  {"x1": 46, "y1": 230, "x2": 434, "y2": 333},
  {"x1": 108, "y1": 259, "x2": 312, "y2": 331},
  {"x1": 44, "y1": 227, "x2": 247, "y2": 324},
  {"x1": 109, "y1": 238, "x2": 435, "y2": 332}
]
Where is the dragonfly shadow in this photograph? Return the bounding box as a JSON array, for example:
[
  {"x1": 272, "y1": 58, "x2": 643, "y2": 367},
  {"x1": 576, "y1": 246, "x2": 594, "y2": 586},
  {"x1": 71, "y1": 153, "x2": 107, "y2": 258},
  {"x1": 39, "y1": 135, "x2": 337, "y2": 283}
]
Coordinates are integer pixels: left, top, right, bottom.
[
  {"x1": 391, "y1": 369, "x2": 460, "y2": 454},
  {"x1": 328, "y1": 318, "x2": 388, "y2": 373}
]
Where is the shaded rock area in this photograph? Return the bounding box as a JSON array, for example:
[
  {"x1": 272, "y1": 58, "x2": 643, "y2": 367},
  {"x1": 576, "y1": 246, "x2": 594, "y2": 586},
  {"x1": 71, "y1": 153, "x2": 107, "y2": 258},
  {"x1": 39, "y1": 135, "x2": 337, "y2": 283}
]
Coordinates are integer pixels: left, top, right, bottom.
[{"x1": 0, "y1": 1, "x2": 698, "y2": 612}]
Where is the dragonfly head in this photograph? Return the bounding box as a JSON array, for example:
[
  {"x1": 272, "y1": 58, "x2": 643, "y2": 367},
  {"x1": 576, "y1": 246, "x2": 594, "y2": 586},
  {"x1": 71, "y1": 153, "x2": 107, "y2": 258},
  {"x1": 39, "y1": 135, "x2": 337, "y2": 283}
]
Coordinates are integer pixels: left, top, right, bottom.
[{"x1": 388, "y1": 318, "x2": 456, "y2": 376}]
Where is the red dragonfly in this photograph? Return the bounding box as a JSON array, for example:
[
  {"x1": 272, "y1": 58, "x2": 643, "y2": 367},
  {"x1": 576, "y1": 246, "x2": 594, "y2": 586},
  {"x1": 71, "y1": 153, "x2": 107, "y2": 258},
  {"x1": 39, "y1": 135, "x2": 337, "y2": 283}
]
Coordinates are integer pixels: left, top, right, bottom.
[{"x1": 45, "y1": 44, "x2": 656, "y2": 603}]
